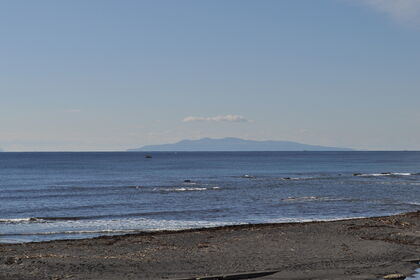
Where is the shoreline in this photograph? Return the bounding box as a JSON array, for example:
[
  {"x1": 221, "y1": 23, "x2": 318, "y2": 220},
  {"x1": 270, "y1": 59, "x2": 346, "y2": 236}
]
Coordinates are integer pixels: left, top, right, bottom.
[
  {"x1": 2, "y1": 212, "x2": 420, "y2": 279},
  {"x1": 0, "y1": 215, "x2": 389, "y2": 245}
]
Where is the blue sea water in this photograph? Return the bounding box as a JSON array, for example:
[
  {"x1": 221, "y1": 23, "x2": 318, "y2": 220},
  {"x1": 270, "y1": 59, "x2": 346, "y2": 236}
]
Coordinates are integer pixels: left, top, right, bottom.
[{"x1": 1, "y1": 151, "x2": 420, "y2": 243}]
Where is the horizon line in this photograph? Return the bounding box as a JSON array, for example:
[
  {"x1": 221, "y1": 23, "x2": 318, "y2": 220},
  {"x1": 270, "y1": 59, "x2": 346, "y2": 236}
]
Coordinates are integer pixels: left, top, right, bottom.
[{"x1": 2, "y1": 150, "x2": 420, "y2": 153}]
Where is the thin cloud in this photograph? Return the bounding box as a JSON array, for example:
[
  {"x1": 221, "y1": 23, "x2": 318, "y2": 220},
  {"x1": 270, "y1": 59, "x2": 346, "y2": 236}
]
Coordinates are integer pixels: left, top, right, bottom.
[
  {"x1": 183, "y1": 114, "x2": 249, "y2": 123},
  {"x1": 355, "y1": 0, "x2": 420, "y2": 25}
]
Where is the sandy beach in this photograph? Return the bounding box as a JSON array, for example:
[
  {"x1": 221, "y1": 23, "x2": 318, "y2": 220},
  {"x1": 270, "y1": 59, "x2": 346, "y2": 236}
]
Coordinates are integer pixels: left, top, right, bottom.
[{"x1": 1, "y1": 212, "x2": 420, "y2": 280}]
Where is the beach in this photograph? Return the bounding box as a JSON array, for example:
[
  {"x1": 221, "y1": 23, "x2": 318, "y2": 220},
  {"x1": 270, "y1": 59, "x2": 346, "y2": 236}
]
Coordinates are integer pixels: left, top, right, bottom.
[
  {"x1": 2, "y1": 0, "x2": 420, "y2": 278},
  {"x1": 2, "y1": 211, "x2": 420, "y2": 280}
]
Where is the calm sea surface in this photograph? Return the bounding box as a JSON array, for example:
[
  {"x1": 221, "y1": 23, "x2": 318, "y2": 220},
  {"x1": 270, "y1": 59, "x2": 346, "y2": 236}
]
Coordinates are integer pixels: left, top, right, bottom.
[{"x1": 1, "y1": 151, "x2": 420, "y2": 243}]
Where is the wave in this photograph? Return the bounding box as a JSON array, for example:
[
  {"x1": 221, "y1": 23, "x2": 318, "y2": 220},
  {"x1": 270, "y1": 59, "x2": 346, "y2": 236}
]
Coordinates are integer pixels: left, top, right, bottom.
[
  {"x1": 281, "y1": 196, "x2": 335, "y2": 202},
  {"x1": 253, "y1": 172, "x2": 420, "y2": 181},
  {"x1": 280, "y1": 196, "x2": 364, "y2": 203},
  {"x1": 237, "y1": 175, "x2": 339, "y2": 182},
  {"x1": 280, "y1": 197, "x2": 420, "y2": 208},
  {"x1": 0, "y1": 185, "x2": 132, "y2": 194},
  {"x1": 404, "y1": 201, "x2": 420, "y2": 206},
  {"x1": 0, "y1": 217, "x2": 82, "y2": 224},
  {"x1": 0, "y1": 229, "x2": 142, "y2": 237},
  {"x1": 0, "y1": 208, "x2": 228, "y2": 224},
  {"x1": 278, "y1": 177, "x2": 318, "y2": 181},
  {"x1": 4, "y1": 202, "x2": 134, "y2": 216},
  {"x1": 1, "y1": 184, "x2": 184, "y2": 195},
  {"x1": 0, "y1": 218, "x2": 39, "y2": 223},
  {"x1": 0, "y1": 184, "x2": 222, "y2": 200},
  {"x1": 0, "y1": 184, "x2": 169, "y2": 200},
  {"x1": 240, "y1": 175, "x2": 328, "y2": 180},
  {"x1": 0, "y1": 217, "x2": 81, "y2": 224},
  {"x1": 153, "y1": 187, "x2": 221, "y2": 192},
  {"x1": 0, "y1": 216, "x2": 372, "y2": 239},
  {"x1": 239, "y1": 174, "x2": 353, "y2": 182},
  {"x1": 0, "y1": 190, "x2": 129, "y2": 200},
  {"x1": 353, "y1": 172, "x2": 415, "y2": 177}
]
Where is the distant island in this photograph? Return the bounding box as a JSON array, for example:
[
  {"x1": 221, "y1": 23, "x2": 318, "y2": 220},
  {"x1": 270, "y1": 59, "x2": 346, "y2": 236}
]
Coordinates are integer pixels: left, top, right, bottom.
[{"x1": 128, "y1": 137, "x2": 353, "y2": 152}]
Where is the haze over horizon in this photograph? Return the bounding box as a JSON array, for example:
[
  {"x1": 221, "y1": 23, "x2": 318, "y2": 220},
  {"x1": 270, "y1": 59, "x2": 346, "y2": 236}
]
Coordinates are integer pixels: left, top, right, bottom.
[{"x1": 1, "y1": 0, "x2": 420, "y2": 151}]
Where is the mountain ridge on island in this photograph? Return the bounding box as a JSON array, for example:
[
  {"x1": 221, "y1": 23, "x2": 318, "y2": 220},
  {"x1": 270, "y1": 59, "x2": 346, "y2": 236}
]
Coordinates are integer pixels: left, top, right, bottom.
[{"x1": 127, "y1": 137, "x2": 353, "y2": 152}]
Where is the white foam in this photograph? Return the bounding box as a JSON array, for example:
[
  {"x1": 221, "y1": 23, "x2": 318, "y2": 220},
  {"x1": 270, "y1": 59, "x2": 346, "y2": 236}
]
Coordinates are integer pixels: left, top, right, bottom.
[
  {"x1": 1, "y1": 229, "x2": 142, "y2": 236},
  {"x1": 356, "y1": 172, "x2": 412, "y2": 177},
  {"x1": 174, "y1": 187, "x2": 207, "y2": 192},
  {"x1": 0, "y1": 217, "x2": 237, "y2": 239},
  {"x1": 407, "y1": 201, "x2": 420, "y2": 206},
  {"x1": 0, "y1": 218, "x2": 45, "y2": 224},
  {"x1": 0, "y1": 218, "x2": 32, "y2": 223},
  {"x1": 155, "y1": 187, "x2": 221, "y2": 192},
  {"x1": 261, "y1": 216, "x2": 367, "y2": 224},
  {"x1": 281, "y1": 196, "x2": 338, "y2": 202},
  {"x1": 0, "y1": 215, "x2": 382, "y2": 244}
]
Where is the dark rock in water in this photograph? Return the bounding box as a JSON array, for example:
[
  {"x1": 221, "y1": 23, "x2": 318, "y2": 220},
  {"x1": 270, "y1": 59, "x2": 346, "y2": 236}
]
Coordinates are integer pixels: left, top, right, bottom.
[
  {"x1": 184, "y1": 180, "x2": 192, "y2": 183},
  {"x1": 381, "y1": 172, "x2": 391, "y2": 175},
  {"x1": 144, "y1": 155, "x2": 152, "y2": 159},
  {"x1": 283, "y1": 177, "x2": 291, "y2": 180},
  {"x1": 383, "y1": 273, "x2": 406, "y2": 279},
  {"x1": 353, "y1": 173, "x2": 362, "y2": 176}
]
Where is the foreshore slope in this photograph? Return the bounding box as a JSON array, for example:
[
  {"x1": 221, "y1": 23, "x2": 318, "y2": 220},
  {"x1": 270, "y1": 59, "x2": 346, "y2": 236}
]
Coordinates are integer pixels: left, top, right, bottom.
[{"x1": 2, "y1": 212, "x2": 420, "y2": 279}]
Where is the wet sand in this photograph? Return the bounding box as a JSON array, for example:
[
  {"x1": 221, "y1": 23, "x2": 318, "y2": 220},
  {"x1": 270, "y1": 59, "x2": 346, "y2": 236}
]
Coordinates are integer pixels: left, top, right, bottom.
[{"x1": 2, "y1": 212, "x2": 420, "y2": 280}]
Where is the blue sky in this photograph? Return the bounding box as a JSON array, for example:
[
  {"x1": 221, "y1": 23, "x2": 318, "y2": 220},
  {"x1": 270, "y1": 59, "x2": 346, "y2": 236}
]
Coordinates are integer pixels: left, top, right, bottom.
[{"x1": 1, "y1": 0, "x2": 420, "y2": 151}]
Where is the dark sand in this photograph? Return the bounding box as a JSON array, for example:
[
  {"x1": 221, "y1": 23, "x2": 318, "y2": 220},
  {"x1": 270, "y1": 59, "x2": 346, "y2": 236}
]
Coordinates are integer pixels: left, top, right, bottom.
[{"x1": 2, "y1": 212, "x2": 420, "y2": 280}]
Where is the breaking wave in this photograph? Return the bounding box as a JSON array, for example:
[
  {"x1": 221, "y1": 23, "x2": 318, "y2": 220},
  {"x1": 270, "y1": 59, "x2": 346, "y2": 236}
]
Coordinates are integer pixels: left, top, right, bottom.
[
  {"x1": 0, "y1": 218, "x2": 40, "y2": 224},
  {"x1": 0, "y1": 217, "x2": 82, "y2": 224},
  {"x1": 281, "y1": 196, "x2": 339, "y2": 202},
  {"x1": 353, "y1": 172, "x2": 416, "y2": 177},
  {"x1": 0, "y1": 229, "x2": 142, "y2": 237},
  {"x1": 153, "y1": 187, "x2": 221, "y2": 192},
  {"x1": 0, "y1": 208, "x2": 228, "y2": 225}
]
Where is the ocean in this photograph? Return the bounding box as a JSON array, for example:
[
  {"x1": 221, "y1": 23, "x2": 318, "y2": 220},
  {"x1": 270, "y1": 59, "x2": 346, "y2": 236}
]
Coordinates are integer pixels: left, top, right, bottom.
[{"x1": 1, "y1": 151, "x2": 420, "y2": 243}]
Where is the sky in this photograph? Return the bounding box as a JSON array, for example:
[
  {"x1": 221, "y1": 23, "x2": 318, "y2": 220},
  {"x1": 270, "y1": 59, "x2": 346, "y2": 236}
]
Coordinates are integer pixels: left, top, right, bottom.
[{"x1": 1, "y1": 0, "x2": 420, "y2": 151}]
